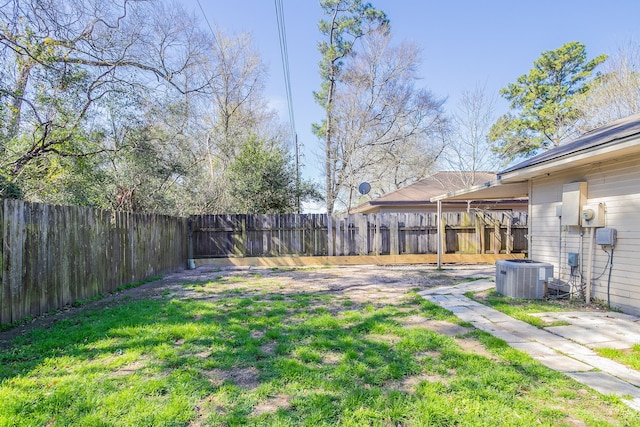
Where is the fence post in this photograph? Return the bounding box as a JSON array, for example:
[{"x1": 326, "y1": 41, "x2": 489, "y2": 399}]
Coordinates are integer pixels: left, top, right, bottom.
[
  {"x1": 505, "y1": 213, "x2": 513, "y2": 254},
  {"x1": 327, "y1": 215, "x2": 334, "y2": 256},
  {"x1": 337, "y1": 215, "x2": 343, "y2": 256},
  {"x1": 187, "y1": 217, "x2": 194, "y2": 268},
  {"x1": 493, "y1": 219, "x2": 501, "y2": 254},
  {"x1": 0, "y1": 199, "x2": 6, "y2": 324},
  {"x1": 358, "y1": 214, "x2": 368, "y2": 256},
  {"x1": 475, "y1": 212, "x2": 484, "y2": 254},
  {"x1": 375, "y1": 214, "x2": 382, "y2": 255},
  {"x1": 390, "y1": 214, "x2": 399, "y2": 256},
  {"x1": 440, "y1": 213, "x2": 448, "y2": 257},
  {"x1": 8, "y1": 200, "x2": 25, "y2": 322},
  {"x1": 343, "y1": 215, "x2": 351, "y2": 256},
  {"x1": 231, "y1": 214, "x2": 247, "y2": 256}
]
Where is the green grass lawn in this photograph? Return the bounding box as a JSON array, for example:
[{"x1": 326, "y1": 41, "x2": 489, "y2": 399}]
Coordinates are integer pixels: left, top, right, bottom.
[
  {"x1": 1, "y1": 277, "x2": 638, "y2": 426},
  {"x1": 466, "y1": 289, "x2": 607, "y2": 328}
]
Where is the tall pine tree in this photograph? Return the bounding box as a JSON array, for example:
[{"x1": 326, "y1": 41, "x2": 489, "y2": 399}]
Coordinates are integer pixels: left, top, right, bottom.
[{"x1": 489, "y1": 42, "x2": 607, "y2": 161}]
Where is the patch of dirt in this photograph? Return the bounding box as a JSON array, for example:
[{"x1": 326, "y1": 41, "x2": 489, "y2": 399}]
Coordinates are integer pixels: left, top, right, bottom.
[
  {"x1": 227, "y1": 366, "x2": 260, "y2": 389},
  {"x1": 322, "y1": 351, "x2": 342, "y2": 365},
  {"x1": 260, "y1": 342, "x2": 276, "y2": 355},
  {"x1": 201, "y1": 366, "x2": 260, "y2": 389},
  {"x1": 250, "y1": 330, "x2": 265, "y2": 339},
  {"x1": 0, "y1": 264, "x2": 479, "y2": 352},
  {"x1": 252, "y1": 393, "x2": 291, "y2": 416}
]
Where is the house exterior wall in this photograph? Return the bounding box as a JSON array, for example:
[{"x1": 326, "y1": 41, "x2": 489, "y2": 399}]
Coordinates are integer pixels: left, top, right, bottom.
[{"x1": 529, "y1": 151, "x2": 640, "y2": 314}]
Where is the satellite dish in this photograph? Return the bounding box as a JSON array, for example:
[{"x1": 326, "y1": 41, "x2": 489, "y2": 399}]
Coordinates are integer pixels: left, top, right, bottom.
[{"x1": 358, "y1": 182, "x2": 371, "y2": 195}]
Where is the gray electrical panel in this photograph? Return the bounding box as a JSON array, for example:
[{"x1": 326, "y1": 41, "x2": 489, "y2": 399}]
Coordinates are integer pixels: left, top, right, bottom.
[
  {"x1": 596, "y1": 228, "x2": 617, "y2": 246},
  {"x1": 568, "y1": 252, "x2": 579, "y2": 267}
]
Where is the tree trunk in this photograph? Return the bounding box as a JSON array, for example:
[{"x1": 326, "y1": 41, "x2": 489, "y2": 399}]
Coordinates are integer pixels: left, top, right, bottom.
[
  {"x1": 3, "y1": 60, "x2": 32, "y2": 155},
  {"x1": 325, "y1": 72, "x2": 335, "y2": 214}
]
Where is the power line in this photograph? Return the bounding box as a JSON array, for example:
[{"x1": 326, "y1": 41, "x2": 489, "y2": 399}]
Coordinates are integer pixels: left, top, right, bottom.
[
  {"x1": 196, "y1": 0, "x2": 301, "y2": 211},
  {"x1": 275, "y1": 0, "x2": 296, "y2": 137},
  {"x1": 275, "y1": 0, "x2": 301, "y2": 212},
  {"x1": 195, "y1": 0, "x2": 221, "y2": 52}
]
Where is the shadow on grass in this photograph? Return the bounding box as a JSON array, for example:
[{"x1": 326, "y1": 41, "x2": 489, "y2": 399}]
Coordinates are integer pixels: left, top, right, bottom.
[{"x1": 0, "y1": 282, "x2": 639, "y2": 426}]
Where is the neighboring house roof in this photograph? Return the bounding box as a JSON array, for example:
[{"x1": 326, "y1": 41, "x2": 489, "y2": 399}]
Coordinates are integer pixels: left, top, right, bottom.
[
  {"x1": 431, "y1": 112, "x2": 640, "y2": 202},
  {"x1": 352, "y1": 171, "x2": 499, "y2": 213}
]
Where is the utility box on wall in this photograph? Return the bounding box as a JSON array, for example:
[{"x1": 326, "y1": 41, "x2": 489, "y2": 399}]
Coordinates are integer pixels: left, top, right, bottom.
[
  {"x1": 568, "y1": 252, "x2": 579, "y2": 267},
  {"x1": 561, "y1": 182, "x2": 587, "y2": 226},
  {"x1": 581, "y1": 203, "x2": 605, "y2": 227},
  {"x1": 596, "y1": 228, "x2": 617, "y2": 246}
]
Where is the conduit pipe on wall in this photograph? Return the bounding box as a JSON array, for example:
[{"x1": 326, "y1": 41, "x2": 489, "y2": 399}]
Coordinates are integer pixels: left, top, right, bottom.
[
  {"x1": 586, "y1": 227, "x2": 595, "y2": 303},
  {"x1": 555, "y1": 222, "x2": 567, "y2": 298}
]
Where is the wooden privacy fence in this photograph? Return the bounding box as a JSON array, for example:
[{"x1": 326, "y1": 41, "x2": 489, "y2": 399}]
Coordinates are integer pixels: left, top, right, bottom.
[
  {"x1": 0, "y1": 199, "x2": 189, "y2": 324},
  {"x1": 191, "y1": 211, "x2": 528, "y2": 258},
  {"x1": 1, "y1": 203, "x2": 527, "y2": 325}
]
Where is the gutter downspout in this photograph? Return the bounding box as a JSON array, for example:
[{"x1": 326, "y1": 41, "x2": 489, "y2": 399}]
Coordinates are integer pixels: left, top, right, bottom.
[{"x1": 528, "y1": 180, "x2": 533, "y2": 259}]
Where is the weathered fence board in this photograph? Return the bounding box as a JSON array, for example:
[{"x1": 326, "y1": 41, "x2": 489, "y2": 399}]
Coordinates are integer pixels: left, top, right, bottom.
[
  {"x1": 191, "y1": 211, "x2": 528, "y2": 258},
  {"x1": 0, "y1": 200, "x2": 189, "y2": 324}
]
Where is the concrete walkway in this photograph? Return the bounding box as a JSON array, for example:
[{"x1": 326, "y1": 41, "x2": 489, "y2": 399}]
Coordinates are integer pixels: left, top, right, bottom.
[{"x1": 419, "y1": 272, "x2": 640, "y2": 411}]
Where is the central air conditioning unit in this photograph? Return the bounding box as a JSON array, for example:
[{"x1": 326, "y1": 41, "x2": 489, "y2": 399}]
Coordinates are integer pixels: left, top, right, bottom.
[{"x1": 495, "y1": 260, "x2": 554, "y2": 299}]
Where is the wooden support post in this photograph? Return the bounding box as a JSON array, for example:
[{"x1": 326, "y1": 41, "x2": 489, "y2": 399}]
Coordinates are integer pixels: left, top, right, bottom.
[{"x1": 437, "y1": 201, "x2": 442, "y2": 268}]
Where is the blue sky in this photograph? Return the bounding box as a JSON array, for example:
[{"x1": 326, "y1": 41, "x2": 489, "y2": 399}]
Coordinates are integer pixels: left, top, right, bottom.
[{"x1": 182, "y1": 0, "x2": 640, "y2": 188}]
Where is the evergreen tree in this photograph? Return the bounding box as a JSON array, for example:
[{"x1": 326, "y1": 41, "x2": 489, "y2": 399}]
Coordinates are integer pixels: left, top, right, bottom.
[
  {"x1": 489, "y1": 42, "x2": 607, "y2": 161},
  {"x1": 226, "y1": 136, "x2": 319, "y2": 213}
]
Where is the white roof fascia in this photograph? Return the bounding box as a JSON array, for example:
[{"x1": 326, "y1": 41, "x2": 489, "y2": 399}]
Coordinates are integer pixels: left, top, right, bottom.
[{"x1": 499, "y1": 136, "x2": 640, "y2": 183}]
